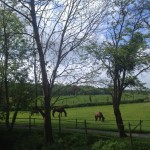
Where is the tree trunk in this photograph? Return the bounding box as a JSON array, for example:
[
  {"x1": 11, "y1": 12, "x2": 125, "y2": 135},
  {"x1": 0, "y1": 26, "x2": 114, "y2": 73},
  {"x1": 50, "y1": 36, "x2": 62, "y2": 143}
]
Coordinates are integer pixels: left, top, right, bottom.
[
  {"x1": 30, "y1": 0, "x2": 54, "y2": 144},
  {"x1": 113, "y1": 106, "x2": 127, "y2": 137},
  {"x1": 2, "y1": 9, "x2": 10, "y2": 130},
  {"x1": 9, "y1": 98, "x2": 22, "y2": 132}
]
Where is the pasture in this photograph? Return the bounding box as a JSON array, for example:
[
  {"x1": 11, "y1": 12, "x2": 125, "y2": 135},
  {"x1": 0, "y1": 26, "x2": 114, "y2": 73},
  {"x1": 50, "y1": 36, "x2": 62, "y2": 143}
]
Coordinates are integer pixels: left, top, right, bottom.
[
  {"x1": 50, "y1": 93, "x2": 147, "y2": 106},
  {"x1": 8, "y1": 102, "x2": 150, "y2": 132}
]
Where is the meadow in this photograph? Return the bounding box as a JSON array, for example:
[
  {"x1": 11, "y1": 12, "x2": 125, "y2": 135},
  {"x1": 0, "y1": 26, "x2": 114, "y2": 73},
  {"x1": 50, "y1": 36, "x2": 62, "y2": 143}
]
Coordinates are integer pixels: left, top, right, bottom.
[
  {"x1": 1, "y1": 102, "x2": 150, "y2": 149},
  {"x1": 50, "y1": 93, "x2": 147, "y2": 106},
  {"x1": 9, "y1": 102, "x2": 150, "y2": 132}
]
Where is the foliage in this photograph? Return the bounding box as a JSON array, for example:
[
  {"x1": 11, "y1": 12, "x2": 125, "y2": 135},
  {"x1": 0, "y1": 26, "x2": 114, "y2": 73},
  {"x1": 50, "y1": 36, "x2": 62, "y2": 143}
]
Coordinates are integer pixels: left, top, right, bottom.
[
  {"x1": 52, "y1": 84, "x2": 110, "y2": 96},
  {"x1": 0, "y1": 7, "x2": 28, "y2": 95},
  {"x1": 0, "y1": 129, "x2": 150, "y2": 150},
  {"x1": 91, "y1": 138, "x2": 150, "y2": 150},
  {"x1": 91, "y1": 139, "x2": 129, "y2": 150},
  {"x1": 0, "y1": 6, "x2": 30, "y2": 131}
]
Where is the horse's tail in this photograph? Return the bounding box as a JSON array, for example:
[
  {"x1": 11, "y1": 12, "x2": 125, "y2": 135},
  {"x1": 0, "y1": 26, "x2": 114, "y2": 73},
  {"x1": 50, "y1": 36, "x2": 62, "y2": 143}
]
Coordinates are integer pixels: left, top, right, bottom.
[{"x1": 95, "y1": 115, "x2": 97, "y2": 121}]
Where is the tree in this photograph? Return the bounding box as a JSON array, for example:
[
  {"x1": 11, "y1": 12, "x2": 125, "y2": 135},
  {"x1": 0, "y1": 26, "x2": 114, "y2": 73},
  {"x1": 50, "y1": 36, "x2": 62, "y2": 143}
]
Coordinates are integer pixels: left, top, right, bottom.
[
  {"x1": 85, "y1": 0, "x2": 150, "y2": 137},
  {"x1": 0, "y1": 0, "x2": 109, "y2": 144},
  {"x1": 0, "y1": 6, "x2": 29, "y2": 131}
]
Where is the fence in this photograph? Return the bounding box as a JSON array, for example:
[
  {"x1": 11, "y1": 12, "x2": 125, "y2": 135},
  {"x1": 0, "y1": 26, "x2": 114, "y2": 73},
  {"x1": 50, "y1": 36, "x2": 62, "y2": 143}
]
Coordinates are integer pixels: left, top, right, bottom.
[
  {"x1": 1, "y1": 116, "x2": 150, "y2": 150},
  {"x1": 1, "y1": 117, "x2": 150, "y2": 134}
]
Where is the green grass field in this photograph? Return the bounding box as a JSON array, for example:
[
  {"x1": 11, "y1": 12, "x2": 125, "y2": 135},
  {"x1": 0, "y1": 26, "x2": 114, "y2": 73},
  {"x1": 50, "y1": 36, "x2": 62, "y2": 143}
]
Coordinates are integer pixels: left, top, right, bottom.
[
  {"x1": 49, "y1": 93, "x2": 147, "y2": 106},
  {"x1": 7, "y1": 102, "x2": 150, "y2": 132}
]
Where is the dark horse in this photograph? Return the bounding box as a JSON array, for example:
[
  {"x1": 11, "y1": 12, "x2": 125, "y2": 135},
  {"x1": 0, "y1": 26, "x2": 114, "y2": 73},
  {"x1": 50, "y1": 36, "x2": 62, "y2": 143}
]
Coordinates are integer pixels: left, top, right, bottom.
[
  {"x1": 52, "y1": 106, "x2": 67, "y2": 117},
  {"x1": 30, "y1": 106, "x2": 45, "y2": 118},
  {"x1": 31, "y1": 106, "x2": 39, "y2": 116},
  {"x1": 95, "y1": 112, "x2": 105, "y2": 122}
]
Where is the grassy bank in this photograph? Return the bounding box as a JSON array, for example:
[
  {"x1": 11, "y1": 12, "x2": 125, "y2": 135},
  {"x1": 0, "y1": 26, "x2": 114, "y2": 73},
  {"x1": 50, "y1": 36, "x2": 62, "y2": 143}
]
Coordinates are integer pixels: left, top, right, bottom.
[{"x1": 0, "y1": 128, "x2": 150, "y2": 150}]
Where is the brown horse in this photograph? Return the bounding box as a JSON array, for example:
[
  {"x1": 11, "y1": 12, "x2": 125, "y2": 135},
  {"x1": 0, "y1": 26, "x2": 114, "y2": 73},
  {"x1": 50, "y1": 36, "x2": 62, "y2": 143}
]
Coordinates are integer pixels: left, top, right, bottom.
[
  {"x1": 30, "y1": 107, "x2": 39, "y2": 116},
  {"x1": 95, "y1": 112, "x2": 105, "y2": 122},
  {"x1": 52, "y1": 106, "x2": 67, "y2": 117},
  {"x1": 30, "y1": 107, "x2": 45, "y2": 118}
]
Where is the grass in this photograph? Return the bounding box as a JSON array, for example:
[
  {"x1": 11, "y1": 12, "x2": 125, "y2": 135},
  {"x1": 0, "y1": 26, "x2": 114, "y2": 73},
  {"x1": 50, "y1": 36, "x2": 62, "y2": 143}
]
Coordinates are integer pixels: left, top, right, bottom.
[
  {"x1": 0, "y1": 128, "x2": 150, "y2": 150},
  {"x1": 4, "y1": 102, "x2": 150, "y2": 132},
  {"x1": 59, "y1": 102, "x2": 150, "y2": 132},
  {"x1": 1, "y1": 100, "x2": 150, "y2": 149},
  {"x1": 40, "y1": 93, "x2": 148, "y2": 107},
  {"x1": 1, "y1": 102, "x2": 150, "y2": 149}
]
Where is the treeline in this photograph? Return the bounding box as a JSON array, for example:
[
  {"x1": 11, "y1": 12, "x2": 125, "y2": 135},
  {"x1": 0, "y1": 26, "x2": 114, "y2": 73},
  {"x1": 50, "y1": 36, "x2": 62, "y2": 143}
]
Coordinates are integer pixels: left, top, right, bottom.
[
  {"x1": 0, "y1": 82, "x2": 148, "y2": 111},
  {"x1": 52, "y1": 84, "x2": 149, "y2": 96},
  {"x1": 3, "y1": 82, "x2": 148, "y2": 99},
  {"x1": 52, "y1": 84, "x2": 110, "y2": 96},
  {"x1": 1, "y1": 83, "x2": 110, "y2": 104}
]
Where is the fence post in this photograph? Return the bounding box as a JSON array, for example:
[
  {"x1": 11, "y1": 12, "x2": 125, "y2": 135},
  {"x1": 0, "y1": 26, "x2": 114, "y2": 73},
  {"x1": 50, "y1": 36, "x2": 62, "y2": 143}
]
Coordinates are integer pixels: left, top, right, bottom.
[
  {"x1": 128, "y1": 122, "x2": 133, "y2": 150},
  {"x1": 140, "y1": 120, "x2": 142, "y2": 133},
  {"x1": 29, "y1": 116, "x2": 31, "y2": 133},
  {"x1": 84, "y1": 120, "x2": 87, "y2": 136},
  {"x1": 84, "y1": 120, "x2": 89, "y2": 149},
  {"x1": 59, "y1": 114, "x2": 61, "y2": 134},
  {"x1": 76, "y1": 119, "x2": 77, "y2": 129},
  {"x1": 33, "y1": 118, "x2": 35, "y2": 126}
]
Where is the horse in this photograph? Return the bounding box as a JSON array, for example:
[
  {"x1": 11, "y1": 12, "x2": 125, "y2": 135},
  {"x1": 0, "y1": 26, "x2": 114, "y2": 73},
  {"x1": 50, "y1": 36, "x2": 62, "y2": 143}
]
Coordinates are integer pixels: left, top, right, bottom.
[
  {"x1": 30, "y1": 106, "x2": 45, "y2": 118},
  {"x1": 30, "y1": 106, "x2": 39, "y2": 116},
  {"x1": 52, "y1": 106, "x2": 67, "y2": 117},
  {"x1": 95, "y1": 112, "x2": 105, "y2": 122}
]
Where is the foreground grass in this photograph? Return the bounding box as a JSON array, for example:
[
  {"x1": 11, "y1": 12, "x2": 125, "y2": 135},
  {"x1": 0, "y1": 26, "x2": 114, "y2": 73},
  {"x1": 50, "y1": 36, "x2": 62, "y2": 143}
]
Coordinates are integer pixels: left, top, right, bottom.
[{"x1": 0, "y1": 128, "x2": 150, "y2": 150}]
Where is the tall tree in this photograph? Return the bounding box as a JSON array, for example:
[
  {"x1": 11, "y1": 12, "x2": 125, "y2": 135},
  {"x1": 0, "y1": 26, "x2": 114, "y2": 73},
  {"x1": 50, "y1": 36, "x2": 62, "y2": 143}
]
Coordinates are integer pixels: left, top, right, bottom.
[
  {"x1": 0, "y1": 0, "x2": 109, "y2": 144},
  {"x1": 0, "y1": 6, "x2": 29, "y2": 131},
  {"x1": 85, "y1": 0, "x2": 150, "y2": 137}
]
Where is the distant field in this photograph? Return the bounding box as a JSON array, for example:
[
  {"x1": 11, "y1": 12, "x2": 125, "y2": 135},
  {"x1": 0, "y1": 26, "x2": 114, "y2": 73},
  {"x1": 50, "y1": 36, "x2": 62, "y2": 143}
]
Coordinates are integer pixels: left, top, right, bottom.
[
  {"x1": 50, "y1": 93, "x2": 147, "y2": 106},
  {"x1": 7, "y1": 102, "x2": 150, "y2": 132}
]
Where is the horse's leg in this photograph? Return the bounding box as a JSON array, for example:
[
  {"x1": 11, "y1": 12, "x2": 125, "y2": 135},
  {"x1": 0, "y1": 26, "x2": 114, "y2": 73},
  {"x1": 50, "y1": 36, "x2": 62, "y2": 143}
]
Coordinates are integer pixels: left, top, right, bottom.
[
  {"x1": 36, "y1": 111, "x2": 39, "y2": 115},
  {"x1": 53, "y1": 111, "x2": 55, "y2": 117},
  {"x1": 59, "y1": 113, "x2": 61, "y2": 117},
  {"x1": 95, "y1": 116, "x2": 97, "y2": 121},
  {"x1": 100, "y1": 116, "x2": 102, "y2": 121},
  {"x1": 64, "y1": 110, "x2": 67, "y2": 117},
  {"x1": 31, "y1": 110, "x2": 35, "y2": 116}
]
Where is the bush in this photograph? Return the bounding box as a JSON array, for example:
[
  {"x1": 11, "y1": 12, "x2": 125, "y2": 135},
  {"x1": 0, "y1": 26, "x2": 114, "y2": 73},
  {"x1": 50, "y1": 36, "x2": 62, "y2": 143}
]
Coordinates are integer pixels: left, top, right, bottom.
[
  {"x1": 0, "y1": 129, "x2": 150, "y2": 150},
  {"x1": 91, "y1": 138, "x2": 150, "y2": 150},
  {"x1": 91, "y1": 139, "x2": 129, "y2": 150}
]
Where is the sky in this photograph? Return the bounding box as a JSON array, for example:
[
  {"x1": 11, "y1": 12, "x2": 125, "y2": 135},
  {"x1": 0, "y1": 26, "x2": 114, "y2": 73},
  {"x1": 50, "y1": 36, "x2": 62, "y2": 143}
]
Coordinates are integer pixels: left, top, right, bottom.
[
  {"x1": 139, "y1": 72, "x2": 150, "y2": 88},
  {"x1": 12, "y1": 0, "x2": 150, "y2": 90}
]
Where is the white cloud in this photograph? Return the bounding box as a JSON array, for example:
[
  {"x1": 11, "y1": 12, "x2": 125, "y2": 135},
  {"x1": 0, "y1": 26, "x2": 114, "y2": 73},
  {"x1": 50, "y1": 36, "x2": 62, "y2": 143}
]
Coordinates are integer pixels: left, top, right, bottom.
[{"x1": 139, "y1": 71, "x2": 150, "y2": 88}]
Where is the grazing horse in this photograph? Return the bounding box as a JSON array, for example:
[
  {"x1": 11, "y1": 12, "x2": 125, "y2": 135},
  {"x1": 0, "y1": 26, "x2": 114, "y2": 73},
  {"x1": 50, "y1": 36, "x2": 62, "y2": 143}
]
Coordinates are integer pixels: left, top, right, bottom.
[
  {"x1": 95, "y1": 112, "x2": 105, "y2": 122},
  {"x1": 30, "y1": 107, "x2": 39, "y2": 116},
  {"x1": 30, "y1": 107, "x2": 45, "y2": 118},
  {"x1": 52, "y1": 106, "x2": 67, "y2": 117}
]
